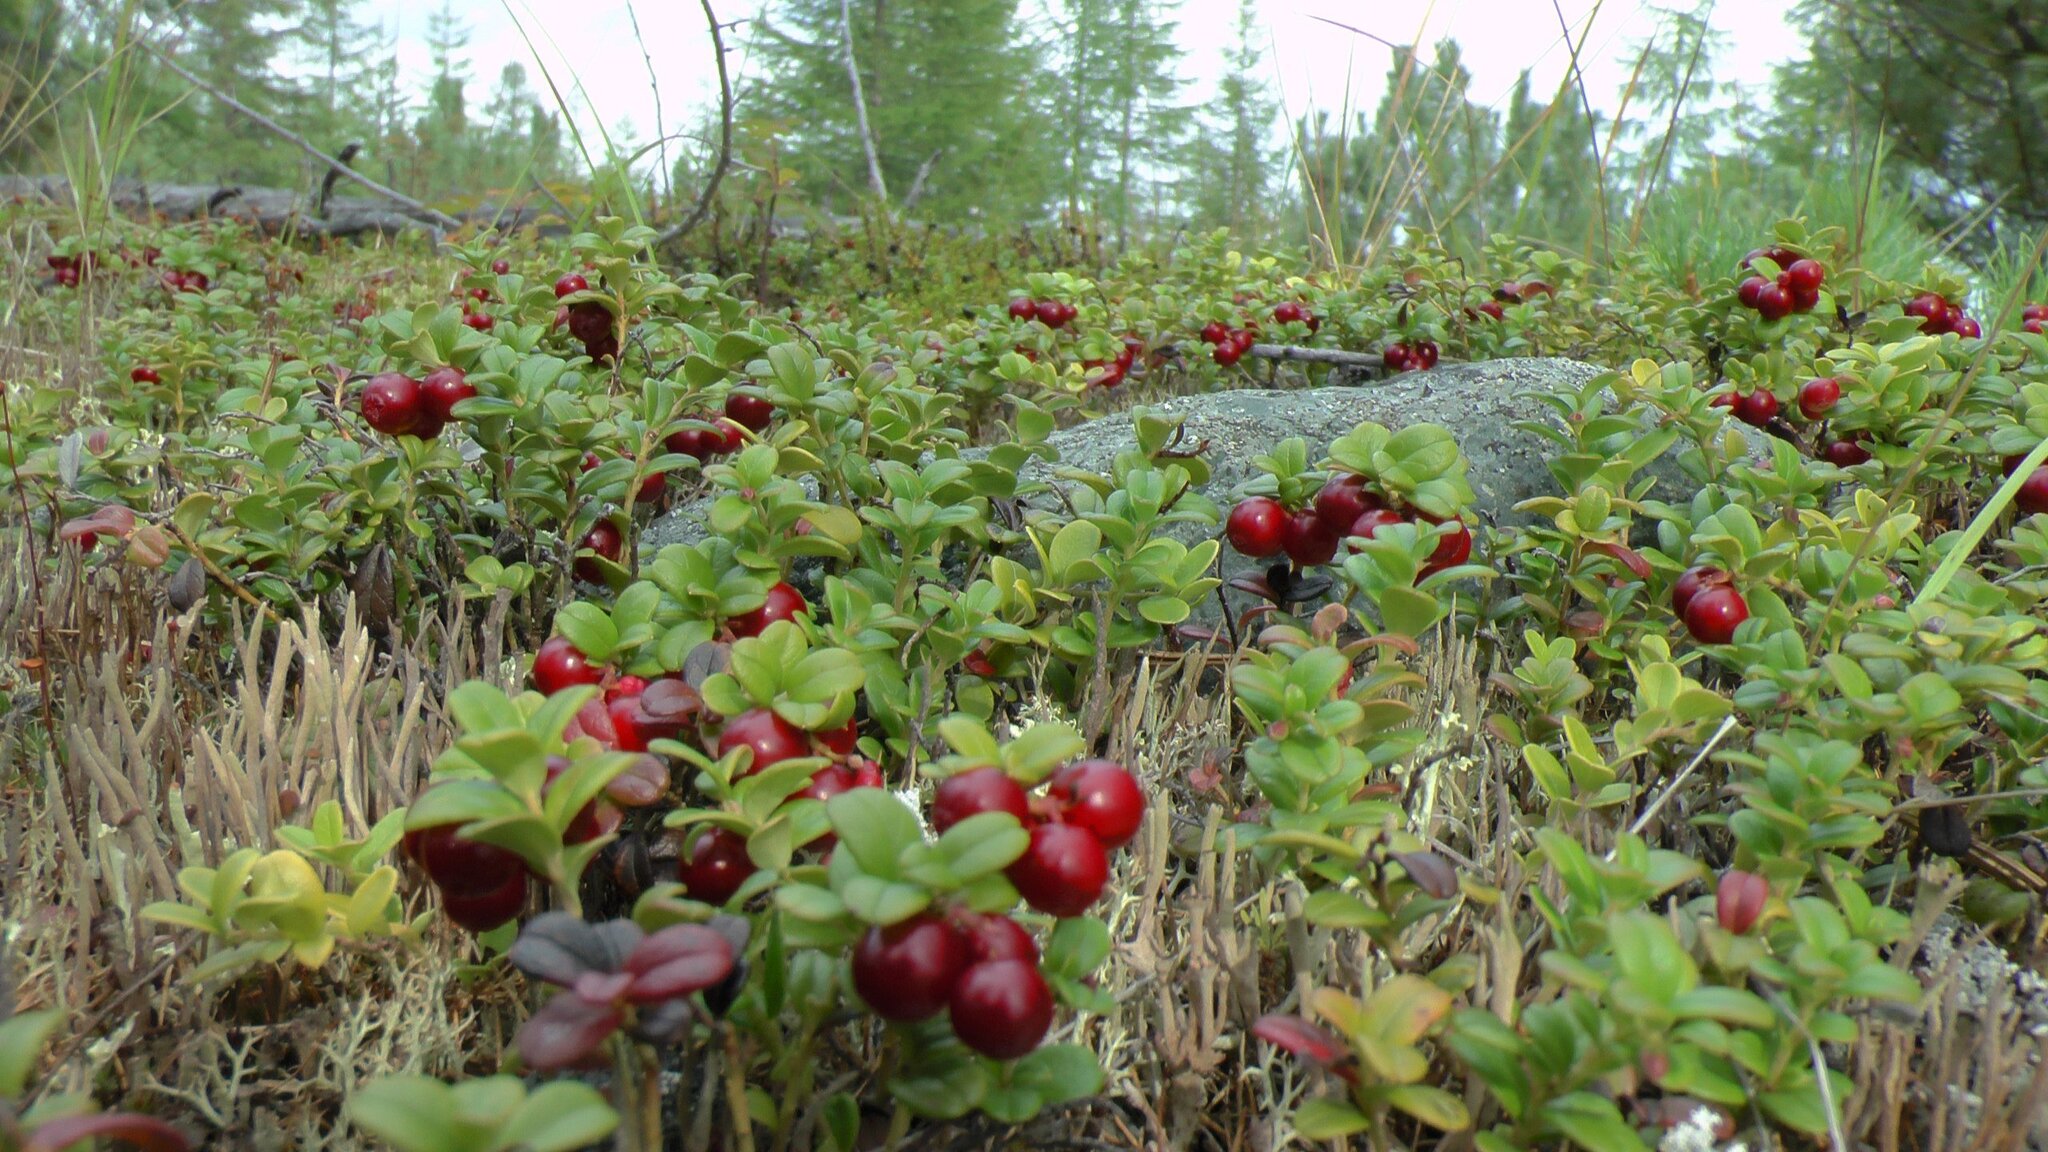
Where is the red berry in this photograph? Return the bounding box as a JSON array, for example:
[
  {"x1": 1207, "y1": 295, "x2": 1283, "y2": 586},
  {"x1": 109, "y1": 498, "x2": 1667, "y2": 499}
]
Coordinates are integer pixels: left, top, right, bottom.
[
  {"x1": 1230, "y1": 329, "x2": 1256, "y2": 354},
  {"x1": 819, "y1": 721, "x2": 860, "y2": 756},
  {"x1": 532, "y1": 635, "x2": 605, "y2": 695},
  {"x1": 1715, "y1": 870, "x2": 1768, "y2": 934},
  {"x1": 1952, "y1": 316, "x2": 1982, "y2": 338},
  {"x1": 2022, "y1": 304, "x2": 2048, "y2": 322},
  {"x1": 360, "y1": 372, "x2": 424, "y2": 436},
  {"x1": 676, "y1": 826, "x2": 756, "y2": 905},
  {"x1": 852, "y1": 914, "x2": 970, "y2": 1022},
  {"x1": 716, "y1": 708, "x2": 810, "y2": 776},
  {"x1": 491, "y1": 259, "x2": 512, "y2": 275},
  {"x1": 1735, "y1": 390, "x2": 1780, "y2": 427},
  {"x1": 574, "y1": 520, "x2": 624, "y2": 584},
  {"x1": 1683, "y1": 585, "x2": 1749, "y2": 644},
  {"x1": 1281, "y1": 509, "x2": 1341, "y2": 567},
  {"x1": 729, "y1": 581, "x2": 810, "y2": 638},
  {"x1": 1347, "y1": 508, "x2": 1405, "y2": 547},
  {"x1": 1006, "y1": 823, "x2": 1110, "y2": 917},
  {"x1": 948, "y1": 960, "x2": 1054, "y2": 1060},
  {"x1": 1412, "y1": 341, "x2": 1440, "y2": 369},
  {"x1": 1212, "y1": 340, "x2": 1244, "y2": 367},
  {"x1": 1476, "y1": 300, "x2": 1505, "y2": 320},
  {"x1": 1736, "y1": 277, "x2": 1768, "y2": 309},
  {"x1": 1797, "y1": 377, "x2": 1841, "y2": 420},
  {"x1": 1782, "y1": 259, "x2": 1824, "y2": 293},
  {"x1": 441, "y1": 870, "x2": 528, "y2": 932},
  {"x1": 1008, "y1": 297, "x2": 1037, "y2": 320},
  {"x1": 1383, "y1": 343, "x2": 1414, "y2": 372},
  {"x1": 2025, "y1": 318, "x2": 2045, "y2": 335},
  {"x1": 567, "y1": 301, "x2": 613, "y2": 345},
  {"x1": 408, "y1": 822, "x2": 525, "y2": 897},
  {"x1": 1754, "y1": 284, "x2": 1793, "y2": 321},
  {"x1": 1225, "y1": 497, "x2": 1287, "y2": 558},
  {"x1": 725, "y1": 392, "x2": 775, "y2": 432},
  {"x1": 932, "y1": 767, "x2": 1031, "y2": 833},
  {"x1": 1421, "y1": 517, "x2": 1473, "y2": 574},
  {"x1": 961, "y1": 914, "x2": 1038, "y2": 964},
  {"x1": 462, "y1": 311, "x2": 495, "y2": 331},
  {"x1": 1670, "y1": 565, "x2": 1729, "y2": 618},
  {"x1": 1045, "y1": 759, "x2": 1145, "y2": 849},
  {"x1": 544, "y1": 757, "x2": 607, "y2": 844},
  {"x1": 554, "y1": 273, "x2": 588, "y2": 298},
  {"x1": 2018, "y1": 467, "x2": 2048, "y2": 516},
  {"x1": 1822, "y1": 439, "x2": 1872, "y2": 467},
  {"x1": 665, "y1": 426, "x2": 729, "y2": 461},
  {"x1": 420, "y1": 366, "x2": 477, "y2": 424},
  {"x1": 1034, "y1": 300, "x2": 1066, "y2": 328},
  {"x1": 1273, "y1": 301, "x2": 1305, "y2": 324},
  {"x1": 1789, "y1": 284, "x2": 1821, "y2": 313},
  {"x1": 962, "y1": 649, "x2": 999, "y2": 678},
  {"x1": 1199, "y1": 321, "x2": 1229, "y2": 345},
  {"x1": 1313, "y1": 474, "x2": 1382, "y2": 533},
  {"x1": 130, "y1": 366, "x2": 160, "y2": 385}
]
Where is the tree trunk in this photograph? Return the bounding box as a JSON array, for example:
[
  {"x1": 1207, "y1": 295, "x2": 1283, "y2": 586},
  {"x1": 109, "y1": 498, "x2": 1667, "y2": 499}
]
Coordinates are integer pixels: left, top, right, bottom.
[{"x1": 839, "y1": 0, "x2": 889, "y2": 204}]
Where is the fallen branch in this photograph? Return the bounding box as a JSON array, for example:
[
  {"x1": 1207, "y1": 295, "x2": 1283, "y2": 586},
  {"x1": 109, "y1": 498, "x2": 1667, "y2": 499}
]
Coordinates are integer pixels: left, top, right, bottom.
[
  {"x1": 1245, "y1": 343, "x2": 1387, "y2": 369},
  {"x1": 0, "y1": 176, "x2": 532, "y2": 239}
]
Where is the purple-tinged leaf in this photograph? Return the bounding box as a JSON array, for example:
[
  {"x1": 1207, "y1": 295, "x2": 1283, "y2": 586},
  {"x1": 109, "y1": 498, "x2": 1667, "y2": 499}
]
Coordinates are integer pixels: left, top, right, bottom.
[
  {"x1": 1391, "y1": 850, "x2": 1459, "y2": 900},
  {"x1": 26, "y1": 1112, "x2": 191, "y2": 1152},
  {"x1": 572, "y1": 971, "x2": 634, "y2": 1004},
  {"x1": 622, "y1": 924, "x2": 736, "y2": 1003},
  {"x1": 630, "y1": 1000, "x2": 695, "y2": 1044},
  {"x1": 508, "y1": 912, "x2": 642, "y2": 985},
  {"x1": 1252, "y1": 1014, "x2": 1349, "y2": 1066},
  {"x1": 605, "y1": 754, "x2": 670, "y2": 807},
  {"x1": 517, "y1": 994, "x2": 623, "y2": 1072}
]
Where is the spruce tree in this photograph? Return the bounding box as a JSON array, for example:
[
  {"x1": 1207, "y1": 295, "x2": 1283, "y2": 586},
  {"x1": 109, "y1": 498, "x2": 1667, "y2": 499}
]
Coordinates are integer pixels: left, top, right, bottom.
[{"x1": 1185, "y1": 0, "x2": 1279, "y2": 239}]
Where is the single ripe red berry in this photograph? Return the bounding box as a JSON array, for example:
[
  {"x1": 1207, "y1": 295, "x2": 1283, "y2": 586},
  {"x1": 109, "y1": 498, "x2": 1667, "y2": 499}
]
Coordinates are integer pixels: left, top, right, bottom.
[
  {"x1": 851, "y1": 914, "x2": 970, "y2": 1023},
  {"x1": 441, "y1": 870, "x2": 528, "y2": 932},
  {"x1": 1045, "y1": 760, "x2": 1145, "y2": 849},
  {"x1": 532, "y1": 635, "x2": 605, "y2": 695},
  {"x1": 1313, "y1": 474, "x2": 1382, "y2": 533},
  {"x1": 819, "y1": 720, "x2": 859, "y2": 756},
  {"x1": 567, "y1": 301, "x2": 613, "y2": 345},
  {"x1": 1822, "y1": 439, "x2": 1872, "y2": 467},
  {"x1": 2023, "y1": 303, "x2": 2048, "y2": 322},
  {"x1": 676, "y1": 826, "x2": 756, "y2": 905},
  {"x1": 1421, "y1": 517, "x2": 1473, "y2": 574},
  {"x1": 1754, "y1": 283, "x2": 1793, "y2": 321},
  {"x1": 1797, "y1": 377, "x2": 1841, "y2": 420},
  {"x1": 406, "y1": 821, "x2": 525, "y2": 897},
  {"x1": 1782, "y1": 259, "x2": 1824, "y2": 293},
  {"x1": 573, "y1": 520, "x2": 624, "y2": 584},
  {"x1": 1273, "y1": 301, "x2": 1305, "y2": 324},
  {"x1": 1281, "y1": 509, "x2": 1340, "y2": 567},
  {"x1": 554, "y1": 272, "x2": 588, "y2": 298},
  {"x1": 665, "y1": 426, "x2": 728, "y2": 461},
  {"x1": 1199, "y1": 321, "x2": 1229, "y2": 345},
  {"x1": 360, "y1": 372, "x2": 424, "y2": 436},
  {"x1": 491, "y1": 258, "x2": 512, "y2": 275},
  {"x1": 948, "y1": 959, "x2": 1054, "y2": 1060},
  {"x1": 1670, "y1": 565, "x2": 1729, "y2": 617},
  {"x1": 932, "y1": 767, "x2": 1031, "y2": 833},
  {"x1": 1034, "y1": 300, "x2": 1066, "y2": 328},
  {"x1": 715, "y1": 708, "x2": 810, "y2": 776},
  {"x1": 420, "y1": 366, "x2": 477, "y2": 425},
  {"x1": 2026, "y1": 317, "x2": 2046, "y2": 335},
  {"x1": 1788, "y1": 284, "x2": 1821, "y2": 313},
  {"x1": 1715, "y1": 869, "x2": 1768, "y2": 934},
  {"x1": 1683, "y1": 585, "x2": 1749, "y2": 644},
  {"x1": 462, "y1": 311, "x2": 495, "y2": 331},
  {"x1": 961, "y1": 914, "x2": 1038, "y2": 964},
  {"x1": 1225, "y1": 497, "x2": 1288, "y2": 558},
  {"x1": 1476, "y1": 300, "x2": 1505, "y2": 320},
  {"x1": 130, "y1": 366, "x2": 160, "y2": 385},
  {"x1": 1347, "y1": 507, "x2": 1405, "y2": 548},
  {"x1": 1412, "y1": 340, "x2": 1440, "y2": 369},
  {"x1": 1007, "y1": 297, "x2": 1037, "y2": 320},
  {"x1": 729, "y1": 581, "x2": 810, "y2": 638},
  {"x1": 1735, "y1": 390, "x2": 1780, "y2": 427},
  {"x1": 1057, "y1": 302, "x2": 1079, "y2": 326},
  {"x1": 1006, "y1": 823, "x2": 1110, "y2": 918},
  {"x1": 1212, "y1": 341, "x2": 1244, "y2": 367},
  {"x1": 2018, "y1": 467, "x2": 2048, "y2": 516},
  {"x1": 724, "y1": 392, "x2": 775, "y2": 432},
  {"x1": 1230, "y1": 329, "x2": 1256, "y2": 354},
  {"x1": 1952, "y1": 316, "x2": 1982, "y2": 338}
]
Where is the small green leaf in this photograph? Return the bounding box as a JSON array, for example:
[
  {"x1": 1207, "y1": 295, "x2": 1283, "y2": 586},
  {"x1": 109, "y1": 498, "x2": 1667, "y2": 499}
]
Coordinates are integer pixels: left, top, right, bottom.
[
  {"x1": 826, "y1": 790, "x2": 923, "y2": 879},
  {"x1": 1293, "y1": 1098, "x2": 1372, "y2": 1139}
]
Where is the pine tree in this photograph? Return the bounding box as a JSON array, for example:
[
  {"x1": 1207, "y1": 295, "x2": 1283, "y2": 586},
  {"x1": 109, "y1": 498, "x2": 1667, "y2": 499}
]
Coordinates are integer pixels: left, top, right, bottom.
[
  {"x1": 183, "y1": 0, "x2": 306, "y2": 181},
  {"x1": 1185, "y1": 0, "x2": 1279, "y2": 238},
  {"x1": 1042, "y1": 0, "x2": 1183, "y2": 244},
  {"x1": 294, "y1": 0, "x2": 378, "y2": 150}
]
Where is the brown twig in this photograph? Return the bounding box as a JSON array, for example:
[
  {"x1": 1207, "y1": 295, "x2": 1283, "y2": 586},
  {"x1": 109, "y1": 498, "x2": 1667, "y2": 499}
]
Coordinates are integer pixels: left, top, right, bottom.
[{"x1": 657, "y1": 1, "x2": 737, "y2": 245}]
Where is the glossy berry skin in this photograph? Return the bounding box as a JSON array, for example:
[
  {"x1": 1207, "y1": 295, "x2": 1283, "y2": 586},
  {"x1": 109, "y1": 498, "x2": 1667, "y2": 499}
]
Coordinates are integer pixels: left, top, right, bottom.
[
  {"x1": 1787, "y1": 284, "x2": 1821, "y2": 313},
  {"x1": 962, "y1": 914, "x2": 1039, "y2": 964},
  {"x1": 716, "y1": 708, "x2": 810, "y2": 776},
  {"x1": 1683, "y1": 585, "x2": 1749, "y2": 645},
  {"x1": 1822, "y1": 439, "x2": 1872, "y2": 467},
  {"x1": 1952, "y1": 316, "x2": 1982, "y2": 338},
  {"x1": 1212, "y1": 340, "x2": 1244, "y2": 367},
  {"x1": 728, "y1": 581, "x2": 810, "y2": 639},
  {"x1": 1383, "y1": 343, "x2": 1414, "y2": 372},
  {"x1": 130, "y1": 366, "x2": 160, "y2": 385},
  {"x1": 1670, "y1": 565, "x2": 1729, "y2": 617},
  {"x1": 1225, "y1": 497, "x2": 1287, "y2": 558},
  {"x1": 420, "y1": 366, "x2": 477, "y2": 424},
  {"x1": 2018, "y1": 467, "x2": 2048, "y2": 516},
  {"x1": 573, "y1": 520, "x2": 624, "y2": 584},
  {"x1": 724, "y1": 392, "x2": 775, "y2": 433},
  {"x1": 2026, "y1": 318, "x2": 2046, "y2": 335},
  {"x1": 407, "y1": 822, "x2": 525, "y2": 897},
  {"x1": 1007, "y1": 297, "x2": 1037, "y2": 320},
  {"x1": 360, "y1": 372, "x2": 424, "y2": 435},
  {"x1": 1006, "y1": 822, "x2": 1110, "y2": 918},
  {"x1": 1347, "y1": 508, "x2": 1405, "y2": 547},
  {"x1": 1734, "y1": 390, "x2": 1780, "y2": 427},
  {"x1": 1781, "y1": 259, "x2": 1824, "y2": 293},
  {"x1": 441, "y1": 871, "x2": 528, "y2": 932},
  {"x1": 532, "y1": 635, "x2": 606, "y2": 695},
  {"x1": 948, "y1": 960, "x2": 1054, "y2": 1060},
  {"x1": 666, "y1": 426, "x2": 730, "y2": 461},
  {"x1": 1281, "y1": 510, "x2": 1341, "y2": 567},
  {"x1": 1034, "y1": 300, "x2": 1067, "y2": 328},
  {"x1": 1272, "y1": 301, "x2": 1305, "y2": 324},
  {"x1": 1198, "y1": 321, "x2": 1229, "y2": 345},
  {"x1": 676, "y1": 826, "x2": 756, "y2": 905},
  {"x1": 1411, "y1": 341, "x2": 1440, "y2": 369},
  {"x1": 819, "y1": 721, "x2": 860, "y2": 756},
  {"x1": 2024, "y1": 304, "x2": 2048, "y2": 322},
  {"x1": 851, "y1": 914, "x2": 970, "y2": 1023},
  {"x1": 1797, "y1": 377, "x2": 1841, "y2": 420},
  {"x1": 490, "y1": 258, "x2": 512, "y2": 275},
  {"x1": 567, "y1": 301, "x2": 613, "y2": 345},
  {"x1": 1753, "y1": 283, "x2": 1793, "y2": 321},
  {"x1": 462, "y1": 311, "x2": 494, "y2": 331},
  {"x1": 1313, "y1": 474, "x2": 1382, "y2": 533},
  {"x1": 1904, "y1": 292, "x2": 1948, "y2": 321},
  {"x1": 1046, "y1": 760, "x2": 1145, "y2": 849},
  {"x1": 553, "y1": 272, "x2": 588, "y2": 298},
  {"x1": 932, "y1": 767, "x2": 1031, "y2": 833},
  {"x1": 1736, "y1": 277, "x2": 1768, "y2": 308},
  {"x1": 1421, "y1": 517, "x2": 1473, "y2": 574}
]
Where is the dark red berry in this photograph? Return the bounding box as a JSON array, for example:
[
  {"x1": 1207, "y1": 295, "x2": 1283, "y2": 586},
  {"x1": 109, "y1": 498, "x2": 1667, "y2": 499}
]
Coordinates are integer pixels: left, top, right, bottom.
[
  {"x1": 441, "y1": 870, "x2": 527, "y2": 932},
  {"x1": 2022, "y1": 304, "x2": 2048, "y2": 322},
  {"x1": 1788, "y1": 284, "x2": 1821, "y2": 313},
  {"x1": 2018, "y1": 467, "x2": 2048, "y2": 516},
  {"x1": 948, "y1": 959, "x2": 1054, "y2": 1060},
  {"x1": 1735, "y1": 390, "x2": 1780, "y2": 427},
  {"x1": 420, "y1": 366, "x2": 477, "y2": 424},
  {"x1": 1716, "y1": 869, "x2": 1768, "y2": 934},
  {"x1": 852, "y1": 914, "x2": 970, "y2": 1023},
  {"x1": 729, "y1": 581, "x2": 810, "y2": 639},
  {"x1": 1797, "y1": 378, "x2": 1841, "y2": 420},
  {"x1": 360, "y1": 372, "x2": 424, "y2": 436},
  {"x1": 1006, "y1": 823, "x2": 1110, "y2": 918},
  {"x1": 408, "y1": 822, "x2": 525, "y2": 897},
  {"x1": 1383, "y1": 343, "x2": 1414, "y2": 372},
  {"x1": 1782, "y1": 259, "x2": 1824, "y2": 293},
  {"x1": 676, "y1": 826, "x2": 756, "y2": 905},
  {"x1": 724, "y1": 392, "x2": 775, "y2": 433},
  {"x1": 554, "y1": 273, "x2": 588, "y2": 298},
  {"x1": 1313, "y1": 474, "x2": 1382, "y2": 533},
  {"x1": 1199, "y1": 321, "x2": 1229, "y2": 345},
  {"x1": 1008, "y1": 297, "x2": 1037, "y2": 320},
  {"x1": 532, "y1": 635, "x2": 605, "y2": 695},
  {"x1": 1045, "y1": 760, "x2": 1144, "y2": 849},
  {"x1": 1035, "y1": 300, "x2": 1066, "y2": 328},
  {"x1": 1347, "y1": 508, "x2": 1405, "y2": 547},
  {"x1": 1212, "y1": 340, "x2": 1244, "y2": 367},
  {"x1": 567, "y1": 301, "x2": 613, "y2": 345},
  {"x1": 715, "y1": 708, "x2": 810, "y2": 776},
  {"x1": 130, "y1": 366, "x2": 160, "y2": 385},
  {"x1": 573, "y1": 520, "x2": 624, "y2": 584},
  {"x1": 1421, "y1": 517, "x2": 1473, "y2": 574},
  {"x1": 1683, "y1": 585, "x2": 1749, "y2": 644},
  {"x1": 1412, "y1": 341, "x2": 1439, "y2": 369},
  {"x1": 1670, "y1": 565, "x2": 1729, "y2": 617},
  {"x1": 665, "y1": 426, "x2": 729, "y2": 461},
  {"x1": 1281, "y1": 509, "x2": 1341, "y2": 567},
  {"x1": 1476, "y1": 300, "x2": 1505, "y2": 320},
  {"x1": 1754, "y1": 284, "x2": 1793, "y2": 321},
  {"x1": 961, "y1": 914, "x2": 1038, "y2": 964},
  {"x1": 462, "y1": 311, "x2": 495, "y2": 331},
  {"x1": 1952, "y1": 316, "x2": 1982, "y2": 338},
  {"x1": 491, "y1": 259, "x2": 512, "y2": 275},
  {"x1": 1273, "y1": 301, "x2": 1305, "y2": 324},
  {"x1": 1225, "y1": 497, "x2": 1287, "y2": 558},
  {"x1": 1822, "y1": 439, "x2": 1872, "y2": 467},
  {"x1": 1736, "y1": 277, "x2": 1768, "y2": 309},
  {"x1": 932, "y1": 768, "x2": 1031, "y2": 833}
]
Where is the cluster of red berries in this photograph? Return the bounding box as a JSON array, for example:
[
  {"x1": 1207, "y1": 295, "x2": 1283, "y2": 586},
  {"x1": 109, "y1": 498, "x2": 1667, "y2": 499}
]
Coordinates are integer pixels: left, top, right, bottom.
[
  {"x1": 1007, "y1": 297, "x2": 1078, "y2": 329},
  {"x1": 1081, "y1": 335, "x2": 1144, "y2": 389},
  {"x1": 1904, "y1": 292, "x2": 1982, "y2": 338},
  {"x1": 1382, "y1": 340, "x2": 1439, "y2": 373},
  {"x1": 936, "y1": 759, "x2": 1143, "y2": 918},
  {"x1": 358, "y1": 366, "x2": 478, "y2": 439},
  {"x1": 458, "y1": 285, "x2": 495, "y2": 332},
  {"x1": 852, "y1": 907, "x2": 1054, "y2": 1060},
  {"x1": 46, "y1": 252, "x2": 97, "y2": 288},
  {"x1": 669, "y1": 390, "x2": 775, "y2": 463},
  {"x1": 1468, "y1": 279, "x2": 1554, "y2": 321},
  {"x1": 1225, "y1": 474, "x2": 1472, "y2": 574},
  {"x1": 1671, "y1": 566, "x2": 1749, "y2": 644},
  {"x1": 404, "y1": 757, "x2": 619, "y2": 931},
  {"x1": 1270, "y1": 300, "x2": 1321, "y2": 331},
  {"x1": 554, "y1": 273, "x2": 619, "y2": 361},
  {"x1": 1199, "y1": 321, "x2": 1259, "y2": 366},
  {"x1": 1735, "y1": 248, "x2": 1825, "y2": 321},
  {"x1": 2025, "y1": 303, "x2": 2048, "y2": 335}
]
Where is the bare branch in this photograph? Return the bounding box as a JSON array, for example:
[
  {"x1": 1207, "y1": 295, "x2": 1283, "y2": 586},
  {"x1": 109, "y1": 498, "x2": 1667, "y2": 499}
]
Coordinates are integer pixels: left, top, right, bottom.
[{"x1": 657, "y1": 1, "x2": 738, "y2": 246}]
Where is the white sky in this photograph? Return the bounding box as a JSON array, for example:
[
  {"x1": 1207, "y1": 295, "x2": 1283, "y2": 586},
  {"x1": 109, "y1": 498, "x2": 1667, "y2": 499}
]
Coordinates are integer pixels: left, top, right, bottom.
[{"x1": 356, "y1": 0, "x2": 1803, "y2": 162}]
